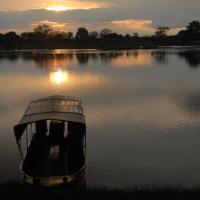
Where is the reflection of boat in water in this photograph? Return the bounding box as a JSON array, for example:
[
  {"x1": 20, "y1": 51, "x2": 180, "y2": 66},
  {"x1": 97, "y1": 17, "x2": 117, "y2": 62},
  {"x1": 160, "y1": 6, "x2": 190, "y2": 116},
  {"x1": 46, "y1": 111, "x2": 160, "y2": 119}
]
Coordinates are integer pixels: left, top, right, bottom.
[{"x1": 13, "y1": 95, "x2": 86, "y2": 187}]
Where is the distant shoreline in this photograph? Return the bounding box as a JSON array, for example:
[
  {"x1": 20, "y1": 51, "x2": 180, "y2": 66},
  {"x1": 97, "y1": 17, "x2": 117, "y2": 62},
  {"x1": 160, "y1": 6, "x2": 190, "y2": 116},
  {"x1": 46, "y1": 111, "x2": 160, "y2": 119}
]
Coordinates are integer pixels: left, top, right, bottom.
[
  {"x1": 0, "y1": 45, "x2": 199, "y2": 51},
  {"x1": 1, "y1": 20, "x2": 200, "y2": 51}
]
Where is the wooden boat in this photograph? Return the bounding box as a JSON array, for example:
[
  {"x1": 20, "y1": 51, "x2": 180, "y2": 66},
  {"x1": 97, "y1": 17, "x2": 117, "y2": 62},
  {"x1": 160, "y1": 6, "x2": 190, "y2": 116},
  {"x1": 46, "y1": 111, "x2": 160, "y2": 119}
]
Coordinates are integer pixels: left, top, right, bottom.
[{"x1": 13, "y1": 95, "x2": 86, "y2": 187}]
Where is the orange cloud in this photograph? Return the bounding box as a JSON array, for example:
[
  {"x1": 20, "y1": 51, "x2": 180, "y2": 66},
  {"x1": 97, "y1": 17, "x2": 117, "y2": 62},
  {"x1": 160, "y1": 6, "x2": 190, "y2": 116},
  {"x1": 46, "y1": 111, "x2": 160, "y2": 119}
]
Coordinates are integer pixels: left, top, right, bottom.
[
  {"x1": 0, "y1": 0, "x2": 108, "y2": 11},
  {"x1": 111, "y1": 19, "x2": 154, "y2": 34},
  {"x1": 168, "y1": 27, "x2": 185, "y2": 35},
  {"x1": 111, "y1": 19, "x2": 185, "y2": 35},
  {"x1": 32, "y1": 20, "x2": 67, "y2": 29},
  {"x1": 44, "y1": 0, "x2": 108, "y2": 10}
]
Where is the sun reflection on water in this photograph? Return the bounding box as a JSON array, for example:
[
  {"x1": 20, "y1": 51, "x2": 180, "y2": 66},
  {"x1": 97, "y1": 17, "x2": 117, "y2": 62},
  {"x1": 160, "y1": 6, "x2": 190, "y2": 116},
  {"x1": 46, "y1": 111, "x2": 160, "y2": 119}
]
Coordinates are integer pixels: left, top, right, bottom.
[{"x1": 50, "y1": 70, "x2": 69, "y2": 85}]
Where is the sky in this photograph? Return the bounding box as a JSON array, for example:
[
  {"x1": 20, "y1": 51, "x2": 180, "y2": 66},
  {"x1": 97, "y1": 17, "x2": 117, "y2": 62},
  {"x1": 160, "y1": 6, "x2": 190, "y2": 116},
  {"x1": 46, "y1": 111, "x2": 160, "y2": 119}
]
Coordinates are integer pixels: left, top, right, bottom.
[{"x1": 0, "y1": 0, "x2": 199, "y2": 35}]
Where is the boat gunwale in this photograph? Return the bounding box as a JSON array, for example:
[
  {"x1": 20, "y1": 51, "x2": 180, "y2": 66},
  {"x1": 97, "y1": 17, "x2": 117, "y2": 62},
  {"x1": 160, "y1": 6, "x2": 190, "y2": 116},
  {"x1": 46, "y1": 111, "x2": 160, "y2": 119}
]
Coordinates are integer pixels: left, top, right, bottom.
[
  {"x1": 20, "y1": 163, "x2": 86, "y2": 186},
  {"x1": 33, "y1": 96, "x2": 82, "y2": 103}
]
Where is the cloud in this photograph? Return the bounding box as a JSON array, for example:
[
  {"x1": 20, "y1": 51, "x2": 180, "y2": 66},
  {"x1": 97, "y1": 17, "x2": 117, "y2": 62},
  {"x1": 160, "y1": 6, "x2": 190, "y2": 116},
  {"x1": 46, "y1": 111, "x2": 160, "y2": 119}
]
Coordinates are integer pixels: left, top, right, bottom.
[
  {"x1": 32, "y1": 20, "x2": 67, "y2": 29},
  {"x1": 0, "y1": 0, "x2": 199, "y2": 35},
  {"x1": 111, "y1": 19, "x2": 154, "y2": 35},
  {"x1": 168, "y1": 27, "x2": 185, "y2": 35},
  {"x1": 0, "y1": 0, "x2": 108, "y2": 11}
]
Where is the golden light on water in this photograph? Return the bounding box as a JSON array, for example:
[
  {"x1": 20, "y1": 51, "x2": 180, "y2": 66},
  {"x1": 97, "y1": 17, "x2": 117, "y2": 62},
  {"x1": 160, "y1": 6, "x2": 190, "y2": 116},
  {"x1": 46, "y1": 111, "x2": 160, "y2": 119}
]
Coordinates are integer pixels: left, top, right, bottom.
[
  {"x1": 50, "y1": 70, "x2": 69, "y2": 85},
  {"x1": 111, "y1": 52, "x2": 152, "y2": 68}
]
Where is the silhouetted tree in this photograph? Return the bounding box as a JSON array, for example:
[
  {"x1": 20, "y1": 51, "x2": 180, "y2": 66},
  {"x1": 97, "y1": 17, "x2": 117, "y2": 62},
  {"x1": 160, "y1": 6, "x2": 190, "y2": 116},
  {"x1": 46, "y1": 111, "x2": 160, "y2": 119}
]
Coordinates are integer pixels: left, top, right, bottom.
[
  {"x1": 176, "y1": 20, "x2": 200, "y2": 42},
  {"x1": 3, "y1": 31, "x2": 20, "y2": 50},
  {"x1": 176, "y1": 30, "x2": 186, "y2": 37},
  {"x1": 133, "y1": 32, "x2": 139, "y2": 38},
  {"x1": 124, "y1": 34, "x2": 131, "y2": 40},
  {"x1": 187, "y1": 20, "x2": 200, "y2": 33},
  {"x1": 21, "y1": 32, "x2": 35, "y2": 40},
  {"x1": 89, "y1": 31, "x2": 98, "y2": 40},
  {"x1": 66, "y1": 32, "x2": 73, "y2": 40},
  {"x1": 53, "y1": 31, "x2": 68, "y2": 40},
  {"x1": 100, "y1": 29, "x2": 113, "y2": 38},
  {"x1": 155, "y1": 26, "x2": 170, "y2": 37},
  {"x1": 111, "y1": 33, "x2": 122, "y2": 40},
  {"x1": 75, "y1": 28, "x2": 89, "y2": 41},
  {"x1": 33, "y1": 24, "x2": 53, "y2": 39},
  {"x1": 4, "y1": 32, "x2": 18, "y2": 40},
  {"x1": 0, "y1": 33, "x2": 3, "y2": 40}
]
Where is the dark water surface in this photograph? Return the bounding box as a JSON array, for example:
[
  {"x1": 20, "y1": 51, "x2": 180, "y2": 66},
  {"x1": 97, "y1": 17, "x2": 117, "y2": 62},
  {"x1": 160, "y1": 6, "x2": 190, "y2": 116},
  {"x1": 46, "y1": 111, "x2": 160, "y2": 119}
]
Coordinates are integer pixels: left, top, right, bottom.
[{"x1": 1, "y1": 48, "x2": 200, "y2": 188}]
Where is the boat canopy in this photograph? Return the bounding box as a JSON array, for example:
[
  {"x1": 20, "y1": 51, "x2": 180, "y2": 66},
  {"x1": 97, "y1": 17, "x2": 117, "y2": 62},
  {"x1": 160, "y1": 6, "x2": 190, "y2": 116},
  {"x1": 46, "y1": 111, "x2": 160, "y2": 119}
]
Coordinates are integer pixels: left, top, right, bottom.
[{"x1": 14, "y1": 95, "x2": 85, "y2": 141}]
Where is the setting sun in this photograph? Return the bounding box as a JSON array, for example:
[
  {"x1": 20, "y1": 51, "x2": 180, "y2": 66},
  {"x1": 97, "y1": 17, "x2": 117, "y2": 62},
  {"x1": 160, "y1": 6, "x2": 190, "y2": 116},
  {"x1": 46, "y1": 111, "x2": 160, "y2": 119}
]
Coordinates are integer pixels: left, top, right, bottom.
[{"x1": 46, "y1": 6, "x2": 70, "y2": 11}]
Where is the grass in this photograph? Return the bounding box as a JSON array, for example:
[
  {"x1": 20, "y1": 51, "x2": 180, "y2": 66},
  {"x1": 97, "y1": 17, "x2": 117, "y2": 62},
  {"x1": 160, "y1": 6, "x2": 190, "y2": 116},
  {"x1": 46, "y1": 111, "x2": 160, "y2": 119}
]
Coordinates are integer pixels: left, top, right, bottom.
[{"x1": 1, "y1": 181, "x2": 200, "y2": 199}]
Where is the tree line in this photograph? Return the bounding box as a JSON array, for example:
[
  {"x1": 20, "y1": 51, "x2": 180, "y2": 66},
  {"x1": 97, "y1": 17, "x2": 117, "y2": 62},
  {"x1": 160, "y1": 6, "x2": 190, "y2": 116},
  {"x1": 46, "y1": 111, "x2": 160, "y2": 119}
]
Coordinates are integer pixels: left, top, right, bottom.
[{"x1": 0, "y1": 20, "x2": 200, "y2": 50}]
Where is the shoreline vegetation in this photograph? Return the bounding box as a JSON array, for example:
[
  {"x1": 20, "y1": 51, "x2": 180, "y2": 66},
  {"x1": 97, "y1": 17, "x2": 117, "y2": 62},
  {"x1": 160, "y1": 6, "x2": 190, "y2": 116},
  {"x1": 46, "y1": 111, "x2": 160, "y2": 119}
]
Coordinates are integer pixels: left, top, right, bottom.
[
  {"x1": 1, "y1": 182, "x2": 200, "y2": 199},
  {"x1": 0, "y1": 20, "x2": 200, "y2": 50}
]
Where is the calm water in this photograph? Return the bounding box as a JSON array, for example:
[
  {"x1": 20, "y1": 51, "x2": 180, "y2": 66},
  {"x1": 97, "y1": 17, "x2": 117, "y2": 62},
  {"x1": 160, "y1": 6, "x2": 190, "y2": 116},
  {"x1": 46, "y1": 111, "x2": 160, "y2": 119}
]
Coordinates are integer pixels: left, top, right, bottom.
[{"x1": 1, "y1": 48, "x2": 200, "y2": 188}]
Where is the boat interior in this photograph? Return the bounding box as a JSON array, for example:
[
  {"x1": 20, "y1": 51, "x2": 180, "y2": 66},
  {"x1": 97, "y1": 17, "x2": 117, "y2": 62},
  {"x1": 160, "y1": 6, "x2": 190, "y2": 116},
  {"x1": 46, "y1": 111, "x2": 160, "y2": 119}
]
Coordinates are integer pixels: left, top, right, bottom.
[{"x1": 21, "y1": 120, "x2": 86, "y2": 178}]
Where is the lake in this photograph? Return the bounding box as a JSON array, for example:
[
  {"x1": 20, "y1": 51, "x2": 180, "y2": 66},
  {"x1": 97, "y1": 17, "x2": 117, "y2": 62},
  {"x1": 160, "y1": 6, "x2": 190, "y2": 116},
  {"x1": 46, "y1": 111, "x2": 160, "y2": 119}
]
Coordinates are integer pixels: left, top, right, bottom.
[{"x1": 1, "y1": 48, "x2": 200, "y2": 188}]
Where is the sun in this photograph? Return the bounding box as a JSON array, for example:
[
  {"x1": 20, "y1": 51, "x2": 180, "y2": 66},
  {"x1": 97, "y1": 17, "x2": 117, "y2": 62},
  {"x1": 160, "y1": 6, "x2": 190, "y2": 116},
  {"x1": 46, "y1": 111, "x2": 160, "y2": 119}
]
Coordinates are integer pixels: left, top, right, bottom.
[{"x1": 46, "y1": 6, "x2": 70, "y2": 11}]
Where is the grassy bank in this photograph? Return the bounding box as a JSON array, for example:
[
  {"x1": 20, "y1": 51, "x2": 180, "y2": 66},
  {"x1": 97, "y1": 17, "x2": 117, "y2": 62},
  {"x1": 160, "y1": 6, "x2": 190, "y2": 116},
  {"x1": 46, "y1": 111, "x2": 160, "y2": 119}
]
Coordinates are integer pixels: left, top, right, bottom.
[{"x1": 1, "y1": 182, "x2": 200, "y2": 200}]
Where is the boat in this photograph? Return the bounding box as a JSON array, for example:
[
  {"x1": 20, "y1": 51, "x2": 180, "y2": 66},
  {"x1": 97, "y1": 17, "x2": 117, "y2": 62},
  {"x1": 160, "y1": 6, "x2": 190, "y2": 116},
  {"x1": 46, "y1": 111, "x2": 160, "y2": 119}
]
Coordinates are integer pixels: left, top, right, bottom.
[{"x1": 13, "y1": 95, "x2": 86, "y2": 187}]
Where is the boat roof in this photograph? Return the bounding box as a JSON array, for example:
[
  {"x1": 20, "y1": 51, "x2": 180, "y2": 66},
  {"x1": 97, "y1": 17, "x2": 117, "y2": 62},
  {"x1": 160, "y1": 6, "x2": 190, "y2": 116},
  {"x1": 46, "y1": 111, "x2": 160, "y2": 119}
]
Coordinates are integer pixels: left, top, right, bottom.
[
  {"x1": 19, "y1": 95, "x2": 85, "y2": 124},
  {"x1": 14, "y1": 95, "x2": 85, "y2": 141}
]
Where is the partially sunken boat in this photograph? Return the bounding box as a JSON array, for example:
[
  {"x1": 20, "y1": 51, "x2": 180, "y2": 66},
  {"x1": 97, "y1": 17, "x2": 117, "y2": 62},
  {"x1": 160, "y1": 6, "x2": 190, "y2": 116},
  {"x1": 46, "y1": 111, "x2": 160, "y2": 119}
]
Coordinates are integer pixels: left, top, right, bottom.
[{"x1": 14, "y1": 95, "x2": 86, "y2": 187}]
